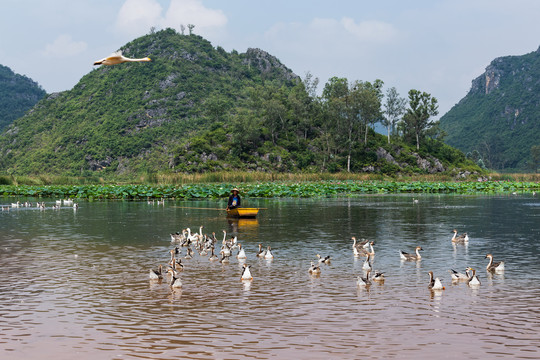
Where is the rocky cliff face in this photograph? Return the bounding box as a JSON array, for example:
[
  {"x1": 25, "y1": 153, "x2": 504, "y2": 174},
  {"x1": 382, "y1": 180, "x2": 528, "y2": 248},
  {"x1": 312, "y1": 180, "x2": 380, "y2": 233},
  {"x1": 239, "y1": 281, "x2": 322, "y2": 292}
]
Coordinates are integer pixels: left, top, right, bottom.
[{"x1": 439, "y1": 45, "x2": 540, "y2": 171}]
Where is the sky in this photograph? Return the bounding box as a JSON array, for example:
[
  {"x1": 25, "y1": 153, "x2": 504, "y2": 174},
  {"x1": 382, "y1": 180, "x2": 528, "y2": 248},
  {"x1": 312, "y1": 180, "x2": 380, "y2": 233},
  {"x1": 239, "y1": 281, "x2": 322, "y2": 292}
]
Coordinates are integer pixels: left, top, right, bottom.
[{"x1": 1, "y1": 0, "x2": 540, "y2": 117}]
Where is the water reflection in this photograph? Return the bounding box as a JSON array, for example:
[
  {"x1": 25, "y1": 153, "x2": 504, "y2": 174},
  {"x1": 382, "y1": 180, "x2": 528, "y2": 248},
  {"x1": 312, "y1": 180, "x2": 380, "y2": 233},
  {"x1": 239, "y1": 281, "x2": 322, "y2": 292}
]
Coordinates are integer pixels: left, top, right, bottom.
[{"x1": 1, "y1": 194, "x2": 539, "y2": 359}]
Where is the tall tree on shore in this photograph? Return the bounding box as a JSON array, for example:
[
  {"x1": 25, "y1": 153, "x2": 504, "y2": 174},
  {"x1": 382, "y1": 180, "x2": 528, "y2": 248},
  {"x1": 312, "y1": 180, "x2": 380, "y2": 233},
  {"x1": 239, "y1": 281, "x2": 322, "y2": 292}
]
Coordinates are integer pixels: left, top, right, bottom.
[
  {"x1": 403, "y1": 89, "x2": 439, "y2": 150},
  {"x1": 382, "y1": 87, "x2": 407, "y2": 144},
  {"x1": 351, "y1": 79, "x2": 383, "y2": 145}
]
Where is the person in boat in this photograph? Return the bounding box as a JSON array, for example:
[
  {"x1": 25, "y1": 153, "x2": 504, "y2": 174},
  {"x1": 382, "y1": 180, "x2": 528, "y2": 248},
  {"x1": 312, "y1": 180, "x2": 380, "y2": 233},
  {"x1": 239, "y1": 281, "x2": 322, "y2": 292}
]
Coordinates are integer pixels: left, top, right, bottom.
[{"x1": 226, "y1": 188, "x2": 241, "y2": 210}]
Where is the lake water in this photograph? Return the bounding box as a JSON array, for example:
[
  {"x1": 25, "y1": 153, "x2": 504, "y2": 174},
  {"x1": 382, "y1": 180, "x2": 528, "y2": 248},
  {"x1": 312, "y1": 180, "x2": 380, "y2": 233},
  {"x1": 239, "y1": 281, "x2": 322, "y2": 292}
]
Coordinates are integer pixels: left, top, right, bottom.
[{"x1": 1, "y1": 194, "x2": 539, "y2": 359}]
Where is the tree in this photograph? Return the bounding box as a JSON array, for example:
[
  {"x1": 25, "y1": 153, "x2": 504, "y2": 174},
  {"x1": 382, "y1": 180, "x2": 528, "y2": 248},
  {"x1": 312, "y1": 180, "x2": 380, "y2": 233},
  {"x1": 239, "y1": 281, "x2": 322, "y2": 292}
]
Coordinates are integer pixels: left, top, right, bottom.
[
  {"x1": 382, "y1": 87, "x2": 406, "y2": 144},
  {"x1": 352, "y1": 79, "x2": 383, "y2": 145},
  {"x1": 180, "y1": 24, "x2": 186, "y2": 35},
  {"x1": 187, "y1": 24, "x2": 195, "y2": 35},
  {"x1": 403, "y1": 89, "x2": 439, "y2": 150}
]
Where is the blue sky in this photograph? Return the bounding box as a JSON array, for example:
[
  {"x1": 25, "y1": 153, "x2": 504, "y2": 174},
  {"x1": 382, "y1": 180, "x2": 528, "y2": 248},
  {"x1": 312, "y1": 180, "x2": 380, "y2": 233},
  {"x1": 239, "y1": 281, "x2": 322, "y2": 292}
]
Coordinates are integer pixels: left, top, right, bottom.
[{"x1": 1, "y1": 0, "x2": 539, "y2": 117}]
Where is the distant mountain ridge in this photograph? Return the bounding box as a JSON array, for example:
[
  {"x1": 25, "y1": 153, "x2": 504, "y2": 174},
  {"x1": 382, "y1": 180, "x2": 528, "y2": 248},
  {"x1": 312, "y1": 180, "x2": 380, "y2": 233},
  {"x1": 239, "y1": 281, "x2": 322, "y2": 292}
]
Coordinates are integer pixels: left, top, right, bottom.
[
  {"x1": 439, "y1": 46, "x2": 540, "y2": 172},
  {"x1": 0, "y1": 64, "x2": 46, "y2": 131}
]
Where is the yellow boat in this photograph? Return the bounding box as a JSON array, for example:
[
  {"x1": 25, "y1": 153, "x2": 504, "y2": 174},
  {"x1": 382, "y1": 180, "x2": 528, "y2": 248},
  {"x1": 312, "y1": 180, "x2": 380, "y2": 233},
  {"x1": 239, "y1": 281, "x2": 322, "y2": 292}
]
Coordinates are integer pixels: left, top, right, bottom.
[{"x1": 226, "y1": 208, "x2": 259, "y2": 218}]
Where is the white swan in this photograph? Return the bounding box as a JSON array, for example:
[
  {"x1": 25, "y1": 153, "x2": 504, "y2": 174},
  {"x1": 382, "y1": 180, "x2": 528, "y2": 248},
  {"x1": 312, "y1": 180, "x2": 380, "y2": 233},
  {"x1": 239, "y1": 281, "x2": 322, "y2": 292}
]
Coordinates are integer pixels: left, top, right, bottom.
[{"x1": 94, "y1": 51, "x2": 151, "y2": 66}]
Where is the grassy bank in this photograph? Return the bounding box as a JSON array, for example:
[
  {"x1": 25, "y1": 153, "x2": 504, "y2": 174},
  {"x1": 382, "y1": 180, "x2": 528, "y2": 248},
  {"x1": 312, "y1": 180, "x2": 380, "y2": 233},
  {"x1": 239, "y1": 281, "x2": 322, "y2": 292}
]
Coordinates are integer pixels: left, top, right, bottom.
[
  {"x1": 1, "y1": 171, "x2": 539, "y2": 186},
  {"x1": 1, "y1": 179, "x2": 538, "y2": 200}
]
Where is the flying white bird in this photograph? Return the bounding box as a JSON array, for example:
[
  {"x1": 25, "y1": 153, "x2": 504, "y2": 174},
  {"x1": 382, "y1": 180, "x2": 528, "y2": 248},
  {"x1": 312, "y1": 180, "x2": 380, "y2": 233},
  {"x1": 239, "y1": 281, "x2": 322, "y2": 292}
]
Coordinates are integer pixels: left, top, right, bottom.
[{"x1": 93, "y1": 51, "x2": 151, "y2": 66}]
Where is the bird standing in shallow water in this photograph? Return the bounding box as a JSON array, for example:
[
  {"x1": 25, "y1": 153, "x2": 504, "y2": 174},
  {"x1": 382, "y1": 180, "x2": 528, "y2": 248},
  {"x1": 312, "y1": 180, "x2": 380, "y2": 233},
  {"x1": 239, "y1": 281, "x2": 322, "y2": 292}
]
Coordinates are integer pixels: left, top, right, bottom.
[{"x1": 93, "y1": 51, "x2": 151, "y2": 65}]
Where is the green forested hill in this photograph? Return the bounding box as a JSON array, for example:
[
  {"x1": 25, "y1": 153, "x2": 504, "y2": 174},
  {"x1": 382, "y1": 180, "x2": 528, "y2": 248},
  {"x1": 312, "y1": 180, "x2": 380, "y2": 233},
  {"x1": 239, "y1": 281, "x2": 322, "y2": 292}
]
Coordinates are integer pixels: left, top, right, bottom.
[
  {"x1": 0, "y1": 64, "x2": 46, "y2": 131},
  {"x1": 0, "y1": 29, "x2": 478, "y2": 177},
  {"x1": 439, "y1": 46, "x2": 540, "y2": 172}
]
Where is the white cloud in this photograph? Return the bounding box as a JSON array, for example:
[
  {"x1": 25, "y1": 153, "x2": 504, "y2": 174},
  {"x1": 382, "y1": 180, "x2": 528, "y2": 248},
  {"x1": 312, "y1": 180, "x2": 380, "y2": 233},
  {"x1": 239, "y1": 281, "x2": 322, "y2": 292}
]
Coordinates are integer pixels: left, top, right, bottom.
[
  {"x1": 163, "y1": 0, "x2": 227, "y2": 32},
  {"x1": 43, "y1": 34, "x2": 88, "y2": 57},
  {"x1": 116, "y1": 0, "x2": 163, "y2": 36},
  {"x1": 116, "y1": 0, "x2": 227, "y2": 37},
  {"x1": 340, "y1": 17, "x2": 397, "y2": 43}
]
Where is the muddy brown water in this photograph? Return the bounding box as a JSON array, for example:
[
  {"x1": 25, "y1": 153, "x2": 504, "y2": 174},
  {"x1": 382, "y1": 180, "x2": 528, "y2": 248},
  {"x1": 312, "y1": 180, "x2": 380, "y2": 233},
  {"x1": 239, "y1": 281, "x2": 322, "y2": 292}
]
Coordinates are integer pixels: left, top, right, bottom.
[{"x1": 1, "y1": 194, "x2": 539, "y2": 359}]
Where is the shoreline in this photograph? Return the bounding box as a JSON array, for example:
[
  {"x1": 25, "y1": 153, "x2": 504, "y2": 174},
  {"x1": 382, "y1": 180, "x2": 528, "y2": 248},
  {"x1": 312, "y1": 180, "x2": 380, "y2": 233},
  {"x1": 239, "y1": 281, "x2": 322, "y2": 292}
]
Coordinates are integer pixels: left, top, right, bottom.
[{"x1": 1, "y1": 179, "x2": 538, "y2": 200}]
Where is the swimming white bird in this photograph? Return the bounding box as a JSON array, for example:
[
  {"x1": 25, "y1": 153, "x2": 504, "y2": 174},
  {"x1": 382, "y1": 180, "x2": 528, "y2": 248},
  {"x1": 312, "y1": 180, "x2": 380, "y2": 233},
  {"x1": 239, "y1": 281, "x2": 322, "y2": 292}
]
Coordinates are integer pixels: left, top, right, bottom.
[
  {"x1": 466, "y1": 267, "x2": 481, "y2": 286},
  {"x1": 184, "y1": 247, "x2": 193, "y2": 260},
  {"x1": 357, "y1": 270, "x2": 372, "y2": 287},
  {"x1": 451, "y1": 229, "x2": 469, "y2": 243},
  {"x1": 308, "y1": 261, "x2": 321, "y2": 276},
  {"x1": 236, "y1": 244, "x2": 247, "y2": 259},
  {"x1": 11, "y1": 201, "x2": 20, "y2": 208},
  {"x1": 371, "y1": 271, "x2": 385, "y2": 283},
  {"x1": 449, "y1": 268, "x2": 469, "y2": 281},
  {"x1": 485, "y1": 254, "x2": 505, "y2": 272},
  {"x1": 241, "y1": 264, "x2": 253, "y2": 280},
  {"x1": 264, "y1": 246, "x2": 274, "y2": 260},
  {"x1": 209, "y1": 247, "x2": 219, "y2": 261},
  {"x1": 256, "y1": 244, "x2": 266, "y2": 258},
  {"x1": 428, "y1": 271, "x2": 445, "y2": 290},
  {"x1": 221, "y1": 243, "x2": 232, "y2": 257},
  {"x1": 400, "y1": 246, "x2": 423, "y2": 261},
  {"x1": 167, "y1": 269, "x2": 182, "y2": 288},
  {"x1": 362, "y1": 254, "x2": 372, "y2": 272},
  {"x1": 149, "y1": 264, "x2": 163, "y2": 280},
  {"x1": 219, "y1": 250, "x2": 230, "y2": 264},
  {"x1": 93, "y1": 50, "x2": 151, "y2": 66},
  {"x1": 357, "y1": 241, "x2": 375, "y2": 257},
  {"x1": 316, "y1": 254, "x2": 331, "y2": 265},
  {"x1": 352, "y1": 236, "x2": 370, "y2": 250}
]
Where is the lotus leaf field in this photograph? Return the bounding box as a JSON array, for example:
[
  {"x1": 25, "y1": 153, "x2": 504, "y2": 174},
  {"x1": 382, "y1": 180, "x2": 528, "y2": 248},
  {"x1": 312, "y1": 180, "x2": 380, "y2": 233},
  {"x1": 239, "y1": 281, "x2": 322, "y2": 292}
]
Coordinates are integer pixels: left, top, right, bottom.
[{"x1": 1, "y1": 181, "x2": 538, "y2": 200}]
